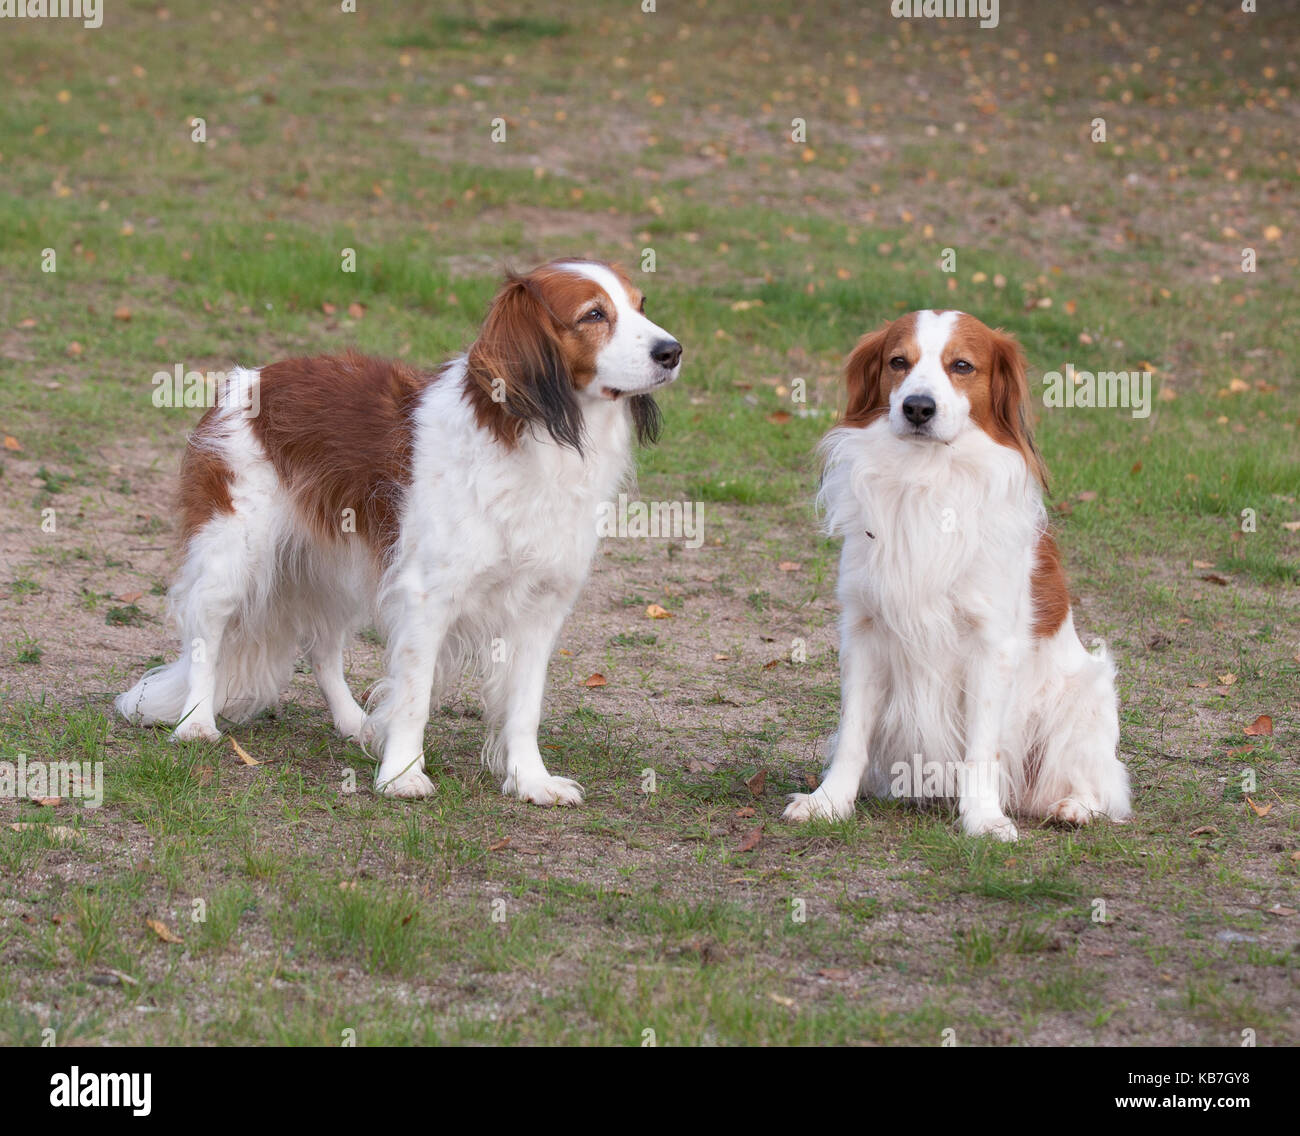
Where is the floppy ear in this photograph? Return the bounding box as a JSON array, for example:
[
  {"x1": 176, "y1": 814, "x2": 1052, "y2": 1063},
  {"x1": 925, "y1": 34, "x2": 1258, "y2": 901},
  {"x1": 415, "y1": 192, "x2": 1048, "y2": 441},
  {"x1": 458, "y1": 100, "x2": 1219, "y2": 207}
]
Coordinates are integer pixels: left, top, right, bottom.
[
  {"x1": 988, "y1": 329, "x2": 1047, "y2": 487},
  {"x1": 843, "y1": 324, "x2": 893, "y2": 425},
  {"x1": 629, "y1": 394, "x2": 662, "y2": 447},
  {"x1": 465, "y1": 274, "x2": 584, "y2": 453}
]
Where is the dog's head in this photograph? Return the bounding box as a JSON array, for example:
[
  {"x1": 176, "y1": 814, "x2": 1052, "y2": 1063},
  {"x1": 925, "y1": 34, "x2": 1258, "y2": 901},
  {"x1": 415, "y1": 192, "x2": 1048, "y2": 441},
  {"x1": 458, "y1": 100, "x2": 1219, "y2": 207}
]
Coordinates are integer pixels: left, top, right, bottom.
[
  {"x1": 842, "y1": 309, "x2": 1044, "y2": 482},
  {"x1": 466, "y1": 259, "x2": 682, "y2": 452}
]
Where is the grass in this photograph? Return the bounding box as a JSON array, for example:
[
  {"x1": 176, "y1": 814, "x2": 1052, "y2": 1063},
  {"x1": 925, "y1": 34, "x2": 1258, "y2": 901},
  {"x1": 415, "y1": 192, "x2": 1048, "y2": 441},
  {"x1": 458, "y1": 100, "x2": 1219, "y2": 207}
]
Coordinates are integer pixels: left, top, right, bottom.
[{"x1": 0, "y1": 1, "x2": 1296, "y2": 1046}]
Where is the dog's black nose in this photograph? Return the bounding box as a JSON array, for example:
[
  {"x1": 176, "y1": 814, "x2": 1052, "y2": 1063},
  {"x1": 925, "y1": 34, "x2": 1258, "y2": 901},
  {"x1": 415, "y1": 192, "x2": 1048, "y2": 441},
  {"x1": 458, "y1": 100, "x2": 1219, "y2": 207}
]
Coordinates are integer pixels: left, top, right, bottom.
[
  {"x1": 651, "y1": 339, "x2": 682, "y2": 369},
  {"x1": 902, "y1": 394, "x2": 936, "y2": 425}
]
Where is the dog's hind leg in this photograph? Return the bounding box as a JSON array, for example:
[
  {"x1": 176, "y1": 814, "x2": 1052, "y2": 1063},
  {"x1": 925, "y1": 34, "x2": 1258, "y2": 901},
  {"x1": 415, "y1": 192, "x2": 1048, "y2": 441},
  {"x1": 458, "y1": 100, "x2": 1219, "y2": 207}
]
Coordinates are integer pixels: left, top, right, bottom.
[{"x1": 1023, "y1": 624, "x2": 1131, "y2": 826}]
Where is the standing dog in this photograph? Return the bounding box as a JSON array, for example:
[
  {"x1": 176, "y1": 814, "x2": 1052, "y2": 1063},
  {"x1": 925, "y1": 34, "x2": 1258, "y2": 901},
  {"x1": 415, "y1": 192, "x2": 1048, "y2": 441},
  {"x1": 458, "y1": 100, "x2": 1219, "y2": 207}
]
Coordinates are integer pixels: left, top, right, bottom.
[
  {"x1": 116, "y1": 259, "x2": 682, "y2": 804},
  {"x1": 784, "y1": 310, "x2": 1129, "y2": 840}
]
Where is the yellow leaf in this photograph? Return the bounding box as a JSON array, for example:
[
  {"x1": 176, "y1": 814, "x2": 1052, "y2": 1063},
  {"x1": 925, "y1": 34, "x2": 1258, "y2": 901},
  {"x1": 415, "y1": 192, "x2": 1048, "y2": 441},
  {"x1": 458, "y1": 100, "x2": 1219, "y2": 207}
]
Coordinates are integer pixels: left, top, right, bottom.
[
  {"x1": 645, "y1": 603, "x2": 673, "y2": 620},
  {"x1": 146, "y1": 918, "x2": 183, "y2": 944},
  {"x1": 230, "y1": 737, "x2": 260, "y2": 766},
  {"x1": 8, "y1": 823, "x2": 79, "y2": 843}
]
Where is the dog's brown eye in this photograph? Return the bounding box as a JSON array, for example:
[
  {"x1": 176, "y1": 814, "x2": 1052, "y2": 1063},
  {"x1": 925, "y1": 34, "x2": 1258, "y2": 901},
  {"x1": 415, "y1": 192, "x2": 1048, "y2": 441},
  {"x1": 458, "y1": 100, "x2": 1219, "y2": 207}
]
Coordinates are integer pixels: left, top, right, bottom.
[
  {"x1": 952, "y1": 359, "x2": 974, "y2": 374},
  {"x1": 889, "y1": 356, "x2": 908, "y2": 370},
  {"x1": 580, "y1": 308, "x2": 605, "y2": 323}
]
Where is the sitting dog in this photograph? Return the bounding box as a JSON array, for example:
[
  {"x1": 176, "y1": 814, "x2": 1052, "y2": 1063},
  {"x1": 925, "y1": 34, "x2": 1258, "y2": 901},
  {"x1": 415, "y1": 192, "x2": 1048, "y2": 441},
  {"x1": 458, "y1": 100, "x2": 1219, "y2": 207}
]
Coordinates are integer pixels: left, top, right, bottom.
[
  {"x1": 784, "y1": 310, "x2": 1130, "y2": 840},
  {"x1": 116, "y1": 259, "x2": 682, "y2": 804}
]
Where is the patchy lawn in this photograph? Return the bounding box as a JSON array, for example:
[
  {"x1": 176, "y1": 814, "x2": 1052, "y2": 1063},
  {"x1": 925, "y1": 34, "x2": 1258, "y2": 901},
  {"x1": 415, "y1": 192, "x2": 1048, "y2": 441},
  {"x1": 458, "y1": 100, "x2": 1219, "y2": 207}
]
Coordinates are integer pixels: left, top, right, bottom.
[{"x1": 0, "y1": 1, "x2": 1296, "y2": 1045}]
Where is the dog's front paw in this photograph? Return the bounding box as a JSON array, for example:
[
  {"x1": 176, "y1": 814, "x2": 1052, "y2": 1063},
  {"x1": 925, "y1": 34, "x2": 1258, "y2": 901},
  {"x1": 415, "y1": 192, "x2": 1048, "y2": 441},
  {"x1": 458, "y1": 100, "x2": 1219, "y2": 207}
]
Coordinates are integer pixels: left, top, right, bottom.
[
  {"x1": 171, "y1": 720, "x2": 221, "y2": 743},
  {"x1": 962, "y1": 811, "x2": 1019, "y2": 842},
  {"x1": 507, "y1": 774, "x2": 584, "y2": 808},
  {"x1": 783, "y1": 788, "x2": 856, "y2": 823},
  {"x1": 376, "y1": 765, "x2": 435, "y2": 799},
  {"x1": 334, "y1": 708, "x2": 367, "y2": 742}
]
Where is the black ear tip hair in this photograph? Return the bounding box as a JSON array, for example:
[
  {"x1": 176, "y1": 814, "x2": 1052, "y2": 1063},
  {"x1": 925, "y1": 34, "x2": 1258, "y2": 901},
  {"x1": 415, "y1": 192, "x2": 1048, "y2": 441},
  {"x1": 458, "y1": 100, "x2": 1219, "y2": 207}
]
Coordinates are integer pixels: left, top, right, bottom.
[{"x1": 630, "y1": 395, "x2": 662, "y2": 447}]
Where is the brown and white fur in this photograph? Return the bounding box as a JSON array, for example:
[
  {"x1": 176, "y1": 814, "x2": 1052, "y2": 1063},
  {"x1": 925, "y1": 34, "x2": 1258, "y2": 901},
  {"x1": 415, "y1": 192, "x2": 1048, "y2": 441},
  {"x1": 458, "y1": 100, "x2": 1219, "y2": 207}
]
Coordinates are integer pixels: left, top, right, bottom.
[
  {"x1": 783, "y1": 310, "x2": 1130, "y2": 841},
  {"x1": 115, "y1": 259, "x2": 682, "y2": 804}
]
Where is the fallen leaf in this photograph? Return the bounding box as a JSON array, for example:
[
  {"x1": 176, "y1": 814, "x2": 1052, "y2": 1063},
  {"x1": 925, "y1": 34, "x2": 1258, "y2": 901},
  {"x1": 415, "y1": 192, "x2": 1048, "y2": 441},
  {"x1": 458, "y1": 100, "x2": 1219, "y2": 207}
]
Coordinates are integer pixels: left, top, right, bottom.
[
  {"x1": 1243, "y1": 714, "x2": 1273, "y2": 737},
  {"x1": 1245, "y1": 797, "x2": 1272, "y2": 818},
  {"x1": 582, "y1": 673, "x2": 607, "y2": 688},
  {"x1": 487, "y1": 837, "x2": 511, "y2": 852},
  {"x1": 146, "y1": 918, "x2": 183, "y2": 944},
  {"x1": 804, "y1": 774, "x2": 818, "y2": 790},
  {"x1": 33, "y1": 797, "x2": 62, "y2": 807},
  {"x1": 230, "y1": 737, "x2": 260, "y2": 765},
  {"x1": 1227, "y1": 745, "x2": 1255, "y2": 758},
  {"x1": 816, "y1": 967, "x2": 851, "y2": 980},
  {"x1": 687, "y1": 758, "x2": 718, "y2": 774},
  {"x1": 766, "y1": 411, "x2": 792, "y2": 425},
  {"x1": 113, "y1": 306, "x2": 132, "y2": 321},
  {"x1": 778, "y1": 561, "x2": 801, "y2": 572},
  {"x1": 1201, "y1": 573, "x2": 1231, "y2": 586},
  {"x1": 1282, "y1": 521, "x2": 1300, "y2": 532},
  {"x1": 91, "y1": 968, "x2": 139, "y2": 988},
  {"x1": 8, "y1": 823, "x2": 78, "y2": 842},
  {"x1": 645, "y1": 603, "x2": 673, "y2": 619},
  {"x1": 3, "y1": 435, "x2": 22, "y2": 451},
  {"x1": 1192, "y1": 559, "x2": 1215, "y2": 569},
  {"x1": 321, "y1": 301, "x2": 337, "y2": 315},
  {"x1": 1266, "y1": 904, "x2": 1296, "y2": 917},
  {"x1": 1217, "y1": 672, "x2": 1237, "y2": 686},
  {"x1": 737, "y1": 826, "x2": 763, "y2": 852},
  {"x1": 1076, "y1": 490, "x2": 1098, "y2": 502},
  {"x1": 761, "y1": 658, "x2": 782, "y2": 670},
  {"x1": 66, "y1": 341, "x2": 84, "y2": 357},
  {"x1": 735, "y1": 806, "x2": 756, "y2": 818},
  {"x1": 746, "y1": 768, "x2": 767, "y2": 796},
  {"x1": 712, "y1": 653, "x2": 731, "y2": 661},
  {"x1": 1188, "y1": 826, "x2": 1218, "y2": 837},
  {"x1": 767, "y1": 992, "x2": 796, "y2": 1007},
  {"x1": 347, "y1": 302, "x2": 365, "y2": 319},
  {"x1": 116, "y1": 591, "x2": 143, "y2": 604}
]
